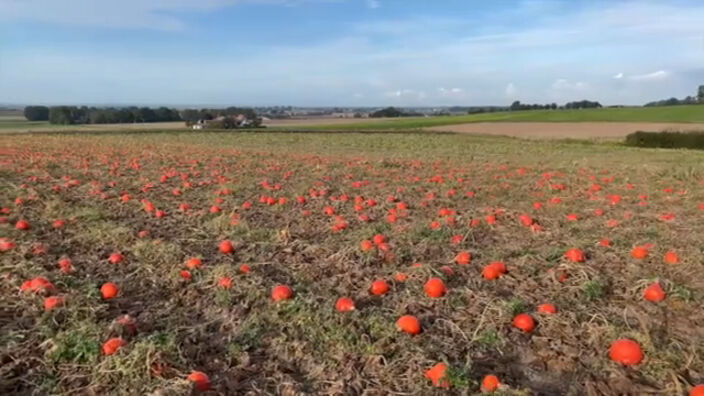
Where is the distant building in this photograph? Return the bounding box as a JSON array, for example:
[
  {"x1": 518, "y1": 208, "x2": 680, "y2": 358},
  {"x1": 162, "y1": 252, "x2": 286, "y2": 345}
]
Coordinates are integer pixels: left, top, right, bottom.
[
  {"x1": 190, "y1": 114, "x2": 254, "y2": 130},
  {"x1": 330, "y1": 112, "x2": 359, "y2": 118}
]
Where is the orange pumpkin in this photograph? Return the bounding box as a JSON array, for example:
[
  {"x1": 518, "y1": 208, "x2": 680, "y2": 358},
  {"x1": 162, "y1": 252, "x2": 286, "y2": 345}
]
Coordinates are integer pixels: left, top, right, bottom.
[
  {"x1": 631, "y1": 246, "x2": 649, "y2": 259},
  {"x1": 396, "y1": 315, "x2": 421, "y2": 335},
  {"x1": 187, "y1": 371, "x2": 211, "y2": 391},
  {"x1": 643, "y1": 282, "x2": 665, "y2": 303},
  {"x1": 219, "y1": 240, "x2": 234, "y2": 254},
  {"x1": 101, "y1": 282, "x2": 119, "y2": 299},
  {"x1": 455, "y1": 251, "x2": 471, "y2": 265},
  {"x1": 513, "y1": 313, "x2": 535, "y2": 332},
  {"x1": 335, "y1": 297, "x2": 355, "y2": 312},
  {"x1": 44, "y1": 296, "x2": 64, "y2": 311},
  {"x1": 102, "y1": 337, "x2": 126, "y2": 355},
  {"x1": 609, "y1": 339, "x2": 643, "y2": 366},
  {"x1": 664, "y1": 251, "x2": 679, "y2": 265},
  {"x1": 360, "y1": 240, "x2": 374, "y2": 252},
  {"x1": 185, "y1": 257, "x2": 202, "y2": 269},
  {"x1": 482, "y1": 261, "x2": 507, "y2": 280},
  {"x1": 481, "y1": 374, "x2": 500, "y2": 392},
  {"x1": 372, "y1": 234, "x2": 386, "y2": 245},
  {"x1": 108, "y1": 252, "x2": 124, "y2": 264},
  {"x1": 271, "y1": 285, "x2": 293, "y2": 302},
  {"x1": 370, "y1": 280, "x2": 389, "y2": 296},
  {"x1": 424, "y1": 278, "x2": 447, "y2": 298},
  {"x1": 217, "y1": 277, "x2": 232, "y2": 289},
  {"x1": 564, "y1": 248, "x2": 585, "y2": 263},
  {"x1": 537, "y1": 303, "x2": 557, "y2": 314},
  {"x1": 690, "y1": 385, "x2": 704, "y2": 396},
  {"x1": 424, "y1": 363, "x2": 449, "y2": 388}
]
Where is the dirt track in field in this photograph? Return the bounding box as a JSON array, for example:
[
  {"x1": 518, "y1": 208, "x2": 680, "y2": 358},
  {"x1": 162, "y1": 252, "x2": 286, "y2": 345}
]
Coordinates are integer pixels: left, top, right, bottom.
[
  {"x1": 263, "y1": 117, "x2": 393, "y2": 126},
  {"x1": 0, "y1": 121, "x2": 187, "y2": 133},
  {"x1": 425, "y1": 122, "x2": 704, "y2": 139}
]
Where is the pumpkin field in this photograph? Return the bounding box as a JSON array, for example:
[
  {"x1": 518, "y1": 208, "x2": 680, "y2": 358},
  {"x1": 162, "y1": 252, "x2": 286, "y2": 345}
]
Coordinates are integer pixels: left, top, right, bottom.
[{"x1": 1, "y1": 131, "x2": 704, "y2": 395}]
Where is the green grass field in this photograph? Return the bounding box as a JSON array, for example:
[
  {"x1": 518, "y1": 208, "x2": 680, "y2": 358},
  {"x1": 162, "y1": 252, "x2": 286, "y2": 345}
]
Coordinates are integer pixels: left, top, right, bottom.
[
  {"x1": 0, "y1": 116, "x2": 185, "y2": 133},
  {"x1": 2, "y1": 105, "x2": 703, "y2": 134},
  {"x1": 0, "y1": 119, "x2": 54, "y2": 130},
  {"x1": 296, "y1": 105, "x2": 704, "y2": 130}
]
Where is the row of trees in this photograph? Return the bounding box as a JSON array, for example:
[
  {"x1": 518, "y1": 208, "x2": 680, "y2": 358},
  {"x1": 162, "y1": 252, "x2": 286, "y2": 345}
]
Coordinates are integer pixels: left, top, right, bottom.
[
  {"x1": 180, "y1": 107, "x2": 258, "y2": 122},
  {"x1": 201, "y1": 115, "x2": 262, "y2": 129},
  {"x1": 564, "y1": 100, "x2": 602, "y2": 109},
  {"x1": 25, "y1": 106, "x2": 182, "y2": 125},
  {"x1": 646, "y1": 86, "x2": 704, "y2": 107},
  {"x1": 466, "y1": 107, "x2": 506, "y2": 114},
  {"x1": 25, "y1": 105, "x2": 262, "y2": 127},
  {"x1": 24, "y1": 106, "x2": 50, "y2": 121},
  {"x1": 507, "y1": 100, "x2": 602, "y2": 112},
  {"x1": 509, "y1": 101, "x2": 558, "y2": 111},
  {"x1": 369, "y1": 107, "x2": 422, "y2": 118},
  {"x1": 644, "y1": 96, "x2": 700, "y2": 107}
]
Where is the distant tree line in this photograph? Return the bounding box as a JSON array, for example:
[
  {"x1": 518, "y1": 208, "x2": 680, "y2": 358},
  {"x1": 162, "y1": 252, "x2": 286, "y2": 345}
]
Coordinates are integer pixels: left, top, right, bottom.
[
  {"x1": 504, "y1": 100, "x2": 601, "y2": 113},
  {"x1": 510, "y1": 101, "x2": 558, "y2": 111},
  {"x1": 563, "y1": 100, "x2": 602, "y2": 109},
  {"x1": 24, "y1": 106, "x2": 50, "y2": 121},
  {"x1": 466, "y1": 106, "x2": 506, "y2": 114},
  {"x1": 180, "y1": 107, "x2": 259, "y2": 122},
  {"x1": 369, "y1": 107, "x2": 423, "y2": 118},
  {"x1": 644, "y1": 97, "x2": 699, "y2": 107},
  {"x1": 645, "y1": 85, "x2": 704, "y2": 107},
  {"x1": 183, "y1": 107, "x2": 262, "y2": 128},
  {"x1": 199, "y1": 115, "x2": 262, "y2": 129},
  {"x1": 29, "y1": 106, "x2": 182, "y2": 125}
]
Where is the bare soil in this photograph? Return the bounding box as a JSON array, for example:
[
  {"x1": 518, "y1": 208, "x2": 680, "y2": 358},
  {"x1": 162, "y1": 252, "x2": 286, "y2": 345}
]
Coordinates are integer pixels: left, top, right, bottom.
[
  {"x1": 426, "y1": 122, "x2": 704, "y2": 139},
  {"x1": 263, "y1": 117, "x2": 387, "y2": 127},
  {"x1": 0, "y1": 121, "x2": 188, "y2": 133}
]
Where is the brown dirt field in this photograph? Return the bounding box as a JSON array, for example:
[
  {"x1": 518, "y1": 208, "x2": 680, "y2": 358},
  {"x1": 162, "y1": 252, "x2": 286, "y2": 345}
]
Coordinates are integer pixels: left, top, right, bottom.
[
  {"x1": 0, "y1": 121, "x2": 187, "y2": 133},
  {"x1": 0, "y1": 118, "x2": 381, "y2": 133},
  {"x1": 426, "y1": 122, "x2": 704, "y2": 139},
  {"x1": 263, "y1": 117, "x2": 386, "y2": 127}
]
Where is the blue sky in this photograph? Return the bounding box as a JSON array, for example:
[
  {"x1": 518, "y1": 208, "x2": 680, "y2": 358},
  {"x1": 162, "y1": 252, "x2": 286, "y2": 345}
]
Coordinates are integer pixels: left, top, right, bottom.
[{"x1": 1, "y1": 0, "x2": 703, "y2": 106}]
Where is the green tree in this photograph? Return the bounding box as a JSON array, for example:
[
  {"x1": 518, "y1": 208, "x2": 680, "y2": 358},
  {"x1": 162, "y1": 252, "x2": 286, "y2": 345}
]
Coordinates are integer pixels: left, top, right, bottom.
[
  {"x1": 221, "y1": 116, "x2": 237, "y2": 129},
  {"x1": 116, "y1": 109, "x2": 135, "y2": 123},
  {"x1": 154, "y1": 107, "x2": 181, "y2": 121},
  {"x1": 370, "y1": 107, "x2": 404, "y2": 118},
  {"x1": 49, "y1": 106, "x2": 74, "y2": 124},
  {"x1": 698, "y1": 85, "x2": 704, "y2": 103},
  {"x1": 24, "y1": 106, "x2": 50, "y2": 121},
  {"x1": 133, "y1": 107, "x2": 156, "y2": 123},
  {"x1": 180, "y1": 109, "x2": 201, "y2": 122}
]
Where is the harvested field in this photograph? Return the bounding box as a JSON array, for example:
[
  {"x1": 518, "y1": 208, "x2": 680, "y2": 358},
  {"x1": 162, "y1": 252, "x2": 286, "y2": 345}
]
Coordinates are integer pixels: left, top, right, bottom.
[
  {"x1": 1, "y1": 131, "x2": 703, "y2": 395},
  {"x1": 0, "y1": 120, "x2": 186, "y2": 133},
  {"x1": 426, "y1": 122, "x2": 704, "y2": 139},
  {"x1": 263, "y1": 117, "x2": 394, "y2": 127}
]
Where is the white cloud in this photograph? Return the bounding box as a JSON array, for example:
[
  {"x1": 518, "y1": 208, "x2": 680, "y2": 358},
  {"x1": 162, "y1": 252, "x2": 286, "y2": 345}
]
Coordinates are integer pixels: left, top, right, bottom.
[
  {"x1": 438, "y1": 87, "x2": 463, "y2": 95},
  {"x1": 628, "y1": 70, "x2": 669, "y2": 81},
  {"x1": 384, "y1": 89, "x2": 426, "y2": 101},
  {"x1": 354, "y1": 17, "x2": 464, "y2": 36},
  {"x1": 0, "y1": 0, "x2": 327, "y2": 30},
  {"x1": 1, "y1": 1, "x2": 704, "y2": 105},
  {"x1": 551, "y1": 79, "x2": 588, "y2": 91},
  {"x1": 505, "y1": 83, "x2": 517, "y2": 98}
]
